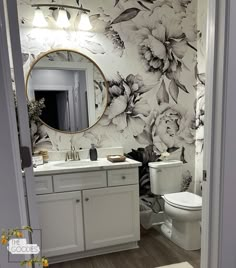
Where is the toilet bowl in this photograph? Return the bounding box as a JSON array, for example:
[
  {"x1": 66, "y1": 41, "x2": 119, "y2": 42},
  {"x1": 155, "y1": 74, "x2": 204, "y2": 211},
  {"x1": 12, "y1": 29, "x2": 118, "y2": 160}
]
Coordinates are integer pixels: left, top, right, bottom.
[
  {"x1": 162, "y1": 192, "x2": 202, "y2": 250},
  {"x1": 148, "y1": 160, "x2": 202, "y2": 251}
]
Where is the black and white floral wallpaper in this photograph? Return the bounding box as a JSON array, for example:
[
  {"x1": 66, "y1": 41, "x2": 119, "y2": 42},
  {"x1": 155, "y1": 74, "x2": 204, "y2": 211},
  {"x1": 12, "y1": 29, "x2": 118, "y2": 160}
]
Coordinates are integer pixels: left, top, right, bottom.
[{"x1": 17, "y1": 0, "x2": 206, "y2": 193}]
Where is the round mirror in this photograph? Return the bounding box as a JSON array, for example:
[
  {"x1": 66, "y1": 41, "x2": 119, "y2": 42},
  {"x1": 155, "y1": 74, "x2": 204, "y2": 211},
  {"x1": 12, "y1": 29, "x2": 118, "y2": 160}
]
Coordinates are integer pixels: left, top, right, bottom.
[{"x1": 26, "y1": 49, "x2": 108, "y2": 133}]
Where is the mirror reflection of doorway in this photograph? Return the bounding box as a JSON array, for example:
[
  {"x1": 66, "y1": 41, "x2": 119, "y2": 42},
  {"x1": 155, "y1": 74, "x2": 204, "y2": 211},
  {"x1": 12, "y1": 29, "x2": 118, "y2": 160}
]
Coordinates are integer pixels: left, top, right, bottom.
[
  {"x1": 35, "y1": 90, "x2": 70, "y2": 131},
  {"x1": 32, "y1": 69, "x2": 90, "y2": 132}
]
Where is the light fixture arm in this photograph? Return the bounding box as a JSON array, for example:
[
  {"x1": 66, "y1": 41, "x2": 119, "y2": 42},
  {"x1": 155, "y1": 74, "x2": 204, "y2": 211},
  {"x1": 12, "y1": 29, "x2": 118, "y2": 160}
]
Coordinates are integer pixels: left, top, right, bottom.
[{"x1": 31, "y1": 4, "x2": 90, "y2": 13}]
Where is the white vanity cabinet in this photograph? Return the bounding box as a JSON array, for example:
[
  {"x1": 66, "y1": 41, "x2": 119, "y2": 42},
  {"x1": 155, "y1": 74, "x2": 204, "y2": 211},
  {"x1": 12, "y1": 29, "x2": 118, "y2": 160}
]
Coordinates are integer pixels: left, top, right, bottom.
[
  {"x1": 36, "y1": 191, "x2": 84, "y2": 257},
  {"x1": 83, "y1": 185, "x2": 139, "y2": 250},
  {"x1": 33, "y1": 161, "x2": 141, "y2": 261}
]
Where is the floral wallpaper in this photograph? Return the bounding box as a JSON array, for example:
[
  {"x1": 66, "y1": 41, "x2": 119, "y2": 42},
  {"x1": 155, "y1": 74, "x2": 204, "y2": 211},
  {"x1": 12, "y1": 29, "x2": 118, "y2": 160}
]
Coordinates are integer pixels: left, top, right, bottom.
[
  {"x1": 195, "y1": 0, "x2": 207, "y2": 194},
  {"x1": 17, "y1": 0, "x2": 206, "y2": 193}
]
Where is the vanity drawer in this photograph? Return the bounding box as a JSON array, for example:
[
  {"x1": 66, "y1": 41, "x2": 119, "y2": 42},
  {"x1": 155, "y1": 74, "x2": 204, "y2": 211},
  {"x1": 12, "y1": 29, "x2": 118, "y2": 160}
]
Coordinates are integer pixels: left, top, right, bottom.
[
  {"x1": 35, "y1": 176, "x2": 53, "y2": 195},
  {"x1": 107, "y1": 168, "x2": 139, "y2": 187},
  {"x1": 53, "y1": 171, "x2": 107, "y2": 193}
]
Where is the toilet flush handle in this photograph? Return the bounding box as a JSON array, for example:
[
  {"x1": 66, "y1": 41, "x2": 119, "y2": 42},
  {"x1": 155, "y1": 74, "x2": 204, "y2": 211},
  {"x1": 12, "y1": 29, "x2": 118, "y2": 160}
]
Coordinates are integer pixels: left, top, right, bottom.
[{"x1": 157, "y1": 169, "x2": 162, "y2": 173}]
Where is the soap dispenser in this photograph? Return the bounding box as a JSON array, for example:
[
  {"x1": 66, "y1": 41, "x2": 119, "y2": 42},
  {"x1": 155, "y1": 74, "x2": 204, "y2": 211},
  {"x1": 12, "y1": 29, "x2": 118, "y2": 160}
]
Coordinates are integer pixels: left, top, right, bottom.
[{"x1": 89, "y1": 144, "x2": 98, "y2": 161}]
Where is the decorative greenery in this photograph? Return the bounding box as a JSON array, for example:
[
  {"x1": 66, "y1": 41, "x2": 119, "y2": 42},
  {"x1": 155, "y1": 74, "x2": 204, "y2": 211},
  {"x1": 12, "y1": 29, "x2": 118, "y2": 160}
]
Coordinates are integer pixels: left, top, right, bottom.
[
  {"x1": 13, "y1": 90, "x2": 45, "y2": 125},
  {"x1": 13, "y1": 91, "x2": 46, "y2": 153},
  {"x1": 1, "y1": 226, "x2": 49, "y2": 267},
  {"x1": 125, "y1": 145, "x2": 160, "y2": 196},
  {"x1": 27, "y1": 98, "x2": 45, "y2": 124}
]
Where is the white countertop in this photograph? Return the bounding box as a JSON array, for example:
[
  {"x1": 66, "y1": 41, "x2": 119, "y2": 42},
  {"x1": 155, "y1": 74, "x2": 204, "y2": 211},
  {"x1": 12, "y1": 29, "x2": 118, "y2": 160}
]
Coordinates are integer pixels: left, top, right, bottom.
[{"x1": 33, "y1": 158, "x2": 142, "y2": 176}]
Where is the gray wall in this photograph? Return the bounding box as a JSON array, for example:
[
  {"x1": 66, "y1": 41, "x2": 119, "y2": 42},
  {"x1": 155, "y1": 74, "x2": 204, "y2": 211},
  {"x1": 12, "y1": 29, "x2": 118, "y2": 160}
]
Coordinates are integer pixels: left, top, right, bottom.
[
  {"x1": 0, "y1": 23, "x2": 23, "y2": 268},
  {"x1": 32, "y1": 69, "x2": 74, "y2": 86},
  {"x1": 0, "y1": 1, "x2": 29, "y2": 267}
]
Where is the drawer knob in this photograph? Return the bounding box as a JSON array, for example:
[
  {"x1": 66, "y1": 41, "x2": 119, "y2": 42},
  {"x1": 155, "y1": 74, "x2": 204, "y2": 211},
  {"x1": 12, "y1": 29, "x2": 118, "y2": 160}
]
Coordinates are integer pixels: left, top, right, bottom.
[
  {"x1": 76, "y1": 199, "x2": 80, "y2": 203},
  {"x1": 85, "y1": 198, "x2": 89, "y2": 202},
  {"x1": 122, "y1": 176, "x2": 126, "y2": 180}
]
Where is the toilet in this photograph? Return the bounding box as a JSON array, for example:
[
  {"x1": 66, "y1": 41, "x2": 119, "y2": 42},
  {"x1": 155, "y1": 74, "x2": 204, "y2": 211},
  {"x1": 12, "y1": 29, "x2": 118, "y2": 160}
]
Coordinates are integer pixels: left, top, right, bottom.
[{"x1": 148, "y1": 160, "x2": 202, "y2": 251}]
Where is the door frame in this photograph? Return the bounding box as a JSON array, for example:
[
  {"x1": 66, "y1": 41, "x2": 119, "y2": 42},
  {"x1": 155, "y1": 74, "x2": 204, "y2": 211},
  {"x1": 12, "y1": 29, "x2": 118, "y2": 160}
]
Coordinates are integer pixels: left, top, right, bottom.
[
  {"x1": 5, "y1": 1, "x2": 41, "y2": 267},
  {"x1": 0, "y1": 1, "x2": 28, "y2": 267},
  {"x1": 0, "y1": 0, "x2": 42, "y2": 267},
  {"x1": 201, "y1": 0, "x2": 229, "y2": 267}
]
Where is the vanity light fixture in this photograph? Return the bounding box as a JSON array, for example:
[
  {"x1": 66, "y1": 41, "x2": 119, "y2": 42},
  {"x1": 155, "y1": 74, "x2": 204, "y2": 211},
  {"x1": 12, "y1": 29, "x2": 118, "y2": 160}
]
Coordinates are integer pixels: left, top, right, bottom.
[
  {"x1": 78, "y1": 12, "x2": 92, "y2": 31},
  {"x1": 31, "y1": 3, "x2": 92, "y2": 30},
  {"x1": 32, "y1": 7, "x2": 48, "y2": 27},
  {"x1": 56, "y1": 8, "x2": 70, "y2": 28}
]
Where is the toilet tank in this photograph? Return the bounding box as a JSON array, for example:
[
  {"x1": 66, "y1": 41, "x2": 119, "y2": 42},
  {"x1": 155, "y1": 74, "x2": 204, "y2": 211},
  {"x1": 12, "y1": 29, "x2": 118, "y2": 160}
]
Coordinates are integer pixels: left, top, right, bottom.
[{"x1": 148, "y1": 160, "x2": 183, "y2": 195}]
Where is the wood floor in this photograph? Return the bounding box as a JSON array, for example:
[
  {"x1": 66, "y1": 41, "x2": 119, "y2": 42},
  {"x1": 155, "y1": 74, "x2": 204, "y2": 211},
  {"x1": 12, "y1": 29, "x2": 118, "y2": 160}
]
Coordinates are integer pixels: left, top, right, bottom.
[{"x1": 50, "y1": 227, "x2": 200, "y2": 268}]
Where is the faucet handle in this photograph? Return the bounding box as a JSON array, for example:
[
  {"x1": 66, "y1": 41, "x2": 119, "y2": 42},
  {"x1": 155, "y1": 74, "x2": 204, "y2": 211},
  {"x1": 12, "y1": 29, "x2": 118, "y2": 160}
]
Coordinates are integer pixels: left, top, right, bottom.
[
  {"x1": 75, "y1": 152, "x2": 80, "y2": 161},
  {"x1": 65, "y1": 152, "x2": 70, "y2": 161}
]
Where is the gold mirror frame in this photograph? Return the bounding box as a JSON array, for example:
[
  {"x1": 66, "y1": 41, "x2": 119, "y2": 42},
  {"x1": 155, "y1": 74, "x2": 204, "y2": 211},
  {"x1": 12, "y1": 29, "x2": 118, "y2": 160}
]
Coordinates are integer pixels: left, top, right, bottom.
[{"x1": 26, "y1": 48, "x2": 109, "y2": 134}]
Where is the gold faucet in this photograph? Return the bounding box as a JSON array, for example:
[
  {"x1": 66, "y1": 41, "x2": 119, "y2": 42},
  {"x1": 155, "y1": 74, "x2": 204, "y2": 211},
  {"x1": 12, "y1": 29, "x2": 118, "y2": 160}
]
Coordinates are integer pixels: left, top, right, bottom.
[{"x1": 65, "y1": 145, "x2": 80, "y2": 161}]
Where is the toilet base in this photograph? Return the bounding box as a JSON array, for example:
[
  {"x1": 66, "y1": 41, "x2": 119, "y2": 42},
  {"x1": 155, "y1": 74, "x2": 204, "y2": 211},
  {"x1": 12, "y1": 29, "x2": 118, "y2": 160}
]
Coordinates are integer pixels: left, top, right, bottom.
[
  {"x1": 161, "y1": 219, "x2": 201, "y2": 251},
  {"x1": 160, "y1": 218, "x2": 172, "y2": 238}
]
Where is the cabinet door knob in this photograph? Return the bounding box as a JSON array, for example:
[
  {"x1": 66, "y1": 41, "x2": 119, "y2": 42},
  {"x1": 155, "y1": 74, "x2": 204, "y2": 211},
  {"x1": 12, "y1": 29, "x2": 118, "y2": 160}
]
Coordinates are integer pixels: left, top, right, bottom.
[
  {"x1": 76, "y1": 199, "x2": 80, "y2": 203},
  {"x1": 85, "y1": 198, "x2": 89, "y2": 202},
  {"x1": 122, "y1": 176, "x2": 126, "y2": 180}
]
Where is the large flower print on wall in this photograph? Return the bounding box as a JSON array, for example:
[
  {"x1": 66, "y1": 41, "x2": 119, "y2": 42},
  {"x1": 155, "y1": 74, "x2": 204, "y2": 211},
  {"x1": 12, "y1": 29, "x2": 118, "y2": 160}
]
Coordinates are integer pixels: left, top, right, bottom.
[
  {"x1": 137, "y1": 6, "x2": 187, "y2": 78},
  {"x1": 195, "y1": 71, "x2": 205, "y2": 154},
  {"x1": 100, "y1": 73, "x2": 152, "y2": 137},
  {"x1": 151, "y1": 103, "x2": 195, "y2": 153},
  {"x1": 110, "y1": 2, "x2": 197, "y2": 103}
]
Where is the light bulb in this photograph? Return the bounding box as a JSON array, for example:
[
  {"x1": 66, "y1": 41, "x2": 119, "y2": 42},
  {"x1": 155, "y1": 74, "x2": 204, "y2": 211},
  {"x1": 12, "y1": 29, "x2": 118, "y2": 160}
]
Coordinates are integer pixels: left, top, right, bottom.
[
  {"x1": 78, "y1": 13, "x2": 92, "y2": 31},
  {"x1": 56, "y1": 9, "x2": 70, "y2": 28},
  {"x1": 33, "y1": 8, "x2": 48, "y2": 27}
]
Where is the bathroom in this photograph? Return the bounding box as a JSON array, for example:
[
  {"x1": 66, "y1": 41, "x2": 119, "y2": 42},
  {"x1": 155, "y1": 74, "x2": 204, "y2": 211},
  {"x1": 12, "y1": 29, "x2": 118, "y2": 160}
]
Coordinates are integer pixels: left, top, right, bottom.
[{"x1": 1, "y1": 0, "x2": 209, "y2": 267}]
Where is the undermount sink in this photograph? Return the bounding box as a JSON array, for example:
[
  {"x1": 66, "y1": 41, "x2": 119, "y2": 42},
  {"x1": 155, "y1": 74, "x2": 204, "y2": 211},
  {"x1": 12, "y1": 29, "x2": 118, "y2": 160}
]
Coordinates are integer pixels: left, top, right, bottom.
[{"x1": 53, "y1": 160, "x2": 101, "y2": 168}]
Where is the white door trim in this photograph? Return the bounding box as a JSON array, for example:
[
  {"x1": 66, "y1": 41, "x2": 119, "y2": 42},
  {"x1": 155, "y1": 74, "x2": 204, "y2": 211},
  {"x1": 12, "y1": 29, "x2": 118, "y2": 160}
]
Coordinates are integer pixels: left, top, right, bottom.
[
  {"x1": 5, "y1": 1, "x2": 41, "y2": 264},
  {"x1": 0, "y1": 0, "x2": 27, "y2": 226},
  {"x1": 0, "y1": 1, "x2": 26, "y2": 267},
  {"x1": 201, "y1": 0, "x2": 229, "y2": 267}
]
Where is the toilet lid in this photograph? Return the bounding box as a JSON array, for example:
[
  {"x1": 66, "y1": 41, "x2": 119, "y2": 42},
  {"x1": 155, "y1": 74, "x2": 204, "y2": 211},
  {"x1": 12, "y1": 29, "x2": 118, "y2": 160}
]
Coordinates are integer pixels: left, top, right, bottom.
[
  {"x1": 164, "y1": 192, "x2": 202, "y2": 210},
  {"x1": 149, "y1": 160, "x2": 183, "y2": 168}
]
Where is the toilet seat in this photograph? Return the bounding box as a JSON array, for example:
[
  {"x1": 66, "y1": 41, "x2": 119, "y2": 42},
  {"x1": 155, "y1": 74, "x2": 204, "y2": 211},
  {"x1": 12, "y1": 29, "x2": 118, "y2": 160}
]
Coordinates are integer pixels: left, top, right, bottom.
[{"x1": 163, "y1": 192, "x2": 202, "y2": 211}]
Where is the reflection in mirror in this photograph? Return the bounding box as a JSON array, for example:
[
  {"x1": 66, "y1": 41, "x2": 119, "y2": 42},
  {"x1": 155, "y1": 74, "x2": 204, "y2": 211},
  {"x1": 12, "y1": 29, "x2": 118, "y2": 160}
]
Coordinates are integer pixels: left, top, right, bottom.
[{"x1": 27, "y1": 50, "x2": 108, "y2": 133}]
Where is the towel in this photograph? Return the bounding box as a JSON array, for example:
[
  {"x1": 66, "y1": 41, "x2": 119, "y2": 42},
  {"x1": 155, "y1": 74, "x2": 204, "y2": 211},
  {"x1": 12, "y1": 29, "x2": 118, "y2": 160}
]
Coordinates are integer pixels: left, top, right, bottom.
[{"x1": 157, "y1": 262, "x2": 194, "y2": 268}]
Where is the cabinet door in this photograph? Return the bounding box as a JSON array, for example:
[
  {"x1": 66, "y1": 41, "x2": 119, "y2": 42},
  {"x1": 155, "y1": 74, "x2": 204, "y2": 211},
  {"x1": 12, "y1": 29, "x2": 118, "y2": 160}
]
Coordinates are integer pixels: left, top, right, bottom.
[
  {"x1": 83, "y1": 185, "x2": 140, "y2": 250},
  {"x1": 36, "y1": 191, "x2": 84, "y2": 257}
]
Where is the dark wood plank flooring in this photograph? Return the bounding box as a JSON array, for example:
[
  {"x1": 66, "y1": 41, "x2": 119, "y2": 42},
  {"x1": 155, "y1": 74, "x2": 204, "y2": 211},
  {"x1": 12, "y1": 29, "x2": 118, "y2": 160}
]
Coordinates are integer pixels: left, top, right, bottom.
[{"x1": 50, "y1": 227, "x2": 200, "y2": 268}]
